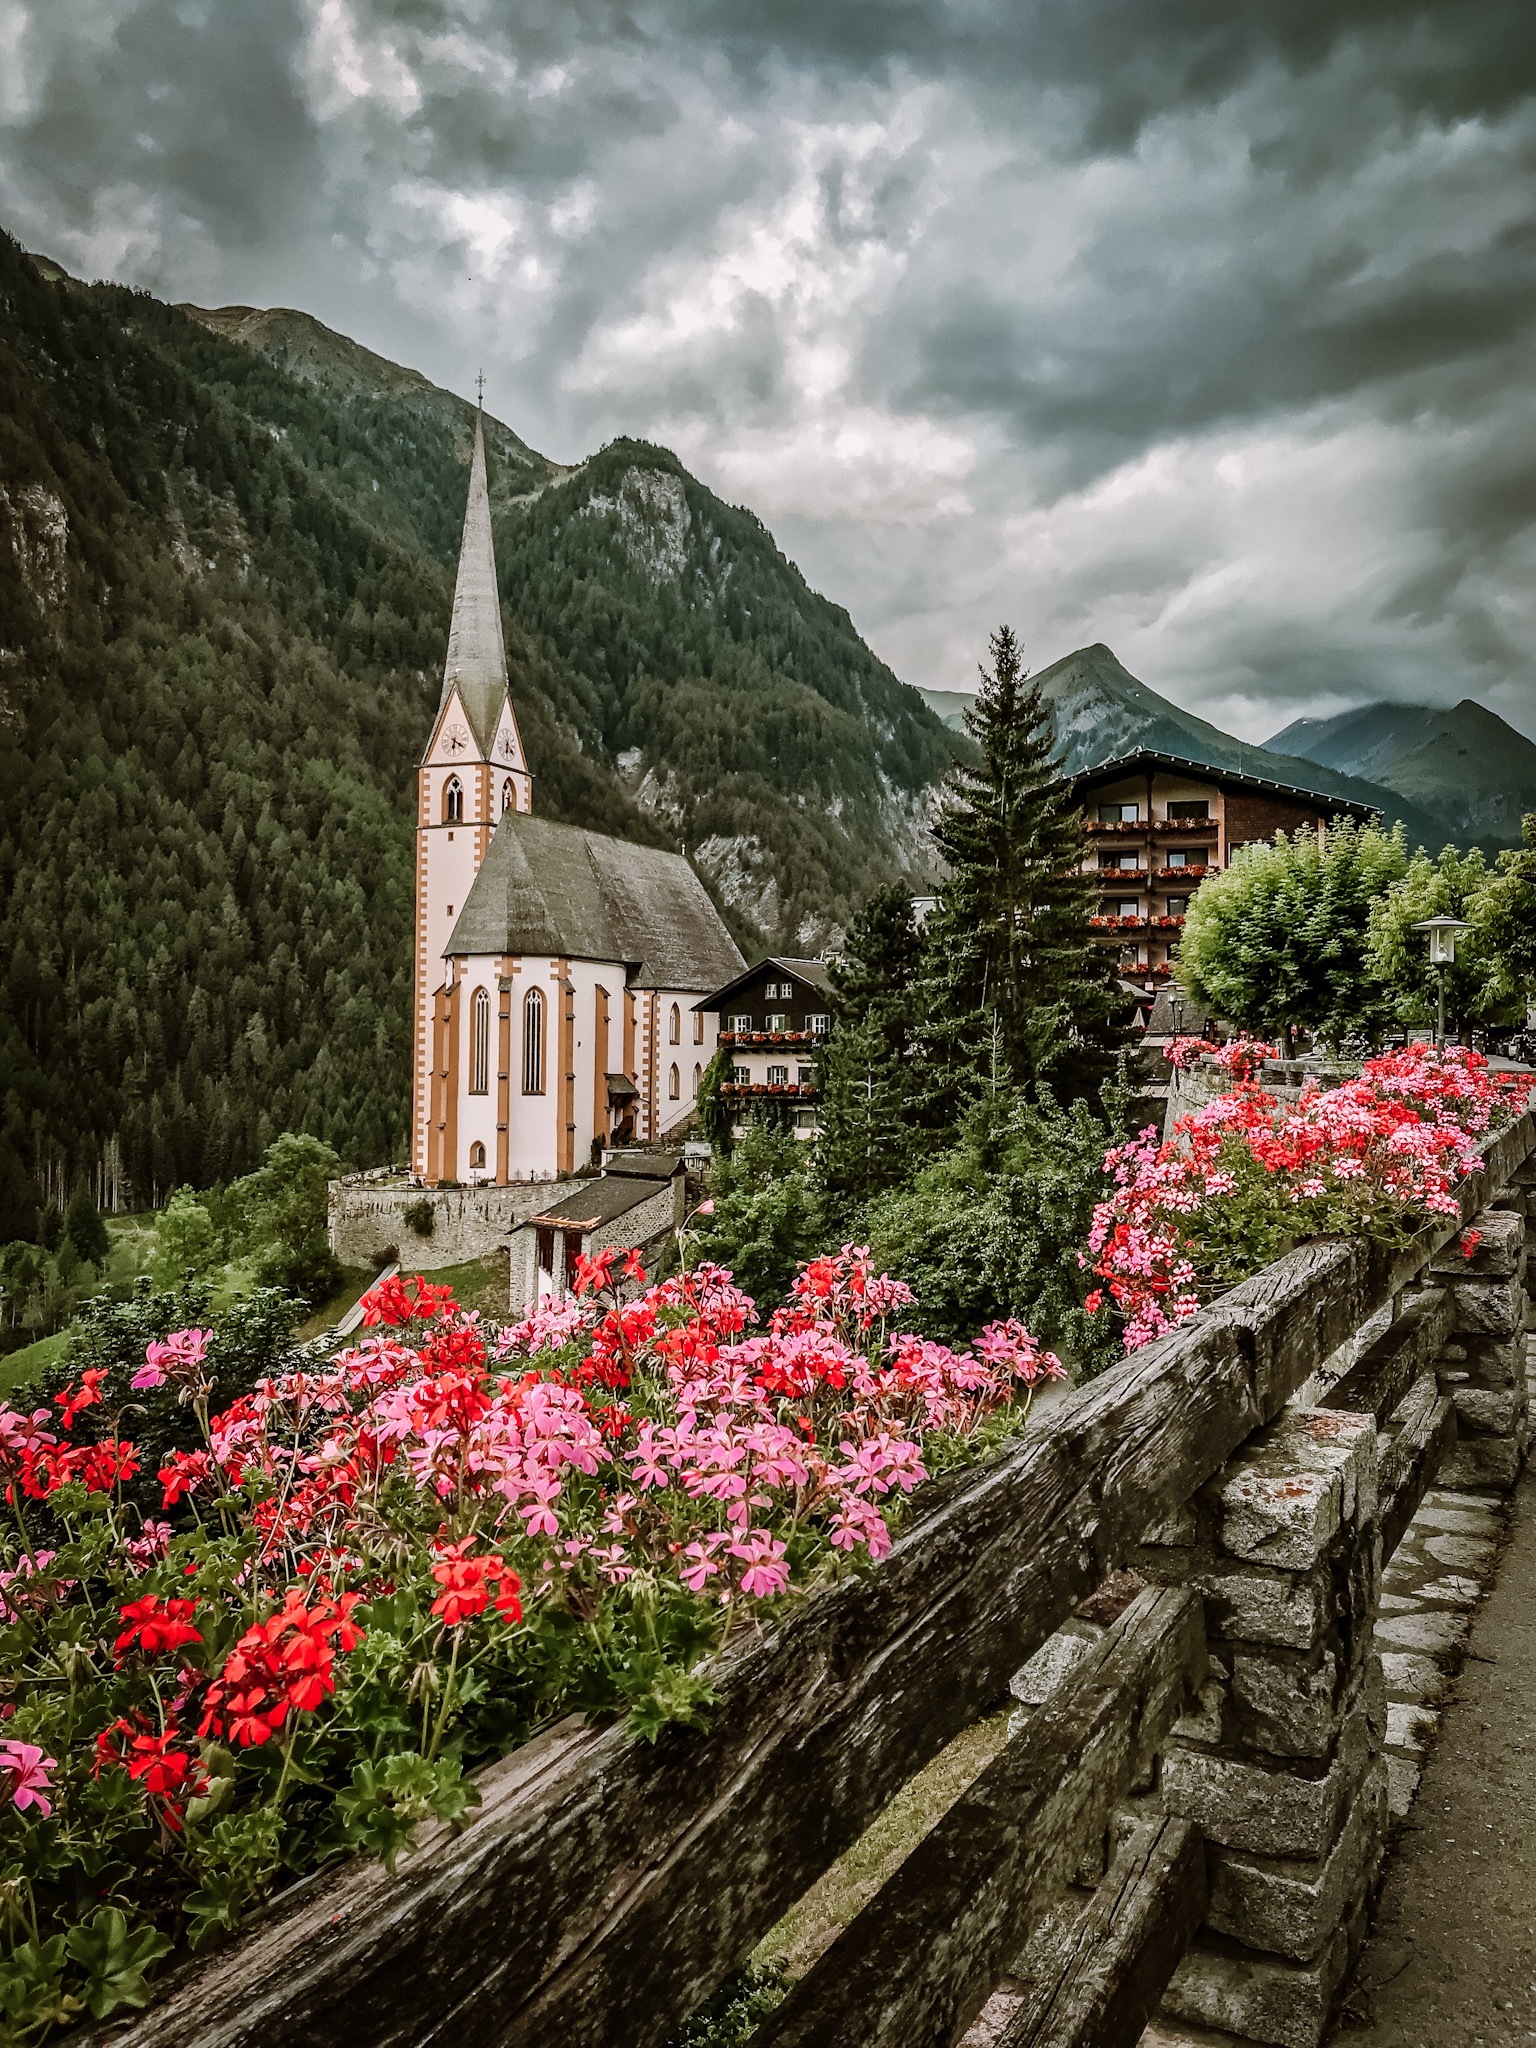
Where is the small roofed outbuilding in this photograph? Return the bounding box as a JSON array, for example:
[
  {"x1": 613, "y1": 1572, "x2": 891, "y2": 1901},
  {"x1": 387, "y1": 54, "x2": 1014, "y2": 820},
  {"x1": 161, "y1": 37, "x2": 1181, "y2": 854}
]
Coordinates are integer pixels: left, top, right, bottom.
[
  {"x1": 509, "y1": 1152, "x2": 687, "y2": 1311},
  {"x1": 447, "y1": 811, "x2": 743, "y2": 991}
]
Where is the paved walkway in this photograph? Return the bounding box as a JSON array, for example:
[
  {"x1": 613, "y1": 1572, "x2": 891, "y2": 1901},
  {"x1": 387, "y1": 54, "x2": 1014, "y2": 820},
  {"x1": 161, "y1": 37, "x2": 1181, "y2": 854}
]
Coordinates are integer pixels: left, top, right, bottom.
[{"x1": 1332, "y1": 1461, "x2": 1536, "y2": 2045}]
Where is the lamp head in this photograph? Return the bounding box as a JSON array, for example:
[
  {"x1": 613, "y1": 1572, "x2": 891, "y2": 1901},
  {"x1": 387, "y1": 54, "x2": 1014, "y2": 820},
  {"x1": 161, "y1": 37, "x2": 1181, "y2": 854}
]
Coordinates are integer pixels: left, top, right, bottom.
[{"x1": 1410, "y1": 914, "x2": 1471, "y2": 965}]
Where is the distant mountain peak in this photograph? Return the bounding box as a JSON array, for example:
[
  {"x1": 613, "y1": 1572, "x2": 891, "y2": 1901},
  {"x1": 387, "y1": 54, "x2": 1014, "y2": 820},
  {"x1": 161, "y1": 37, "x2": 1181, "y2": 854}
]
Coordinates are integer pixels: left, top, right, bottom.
[{"x1": 1264, "y1": 696, "x2": 1536, "y2": 851}]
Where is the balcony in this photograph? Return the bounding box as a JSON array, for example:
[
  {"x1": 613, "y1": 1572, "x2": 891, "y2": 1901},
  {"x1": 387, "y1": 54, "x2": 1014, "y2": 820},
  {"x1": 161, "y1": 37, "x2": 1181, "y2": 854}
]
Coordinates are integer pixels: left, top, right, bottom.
[
  {"x1": 1154, "y1": 864, "x2": 1213, "y2": 883},
  {"x1": 719, "y1": 1029, "x2": 820, "y2": 1048},
  {"x1": 1094, "y1": 868, "x2": 1148, "y2": 886},
  {"x1": 1084, "y1": 819, "x2": 1149, "y2": 837},
  {"x1": 1089, "y1": 915, "x2": 1149, "y2": 934},
  {"x1": 721, "y1": 1082, "x2": 820, "y2": 1099},
  {"x1": 1152, "y1": 818, "x2": 1215, "y2": 837},
  {"x1": 1149, "y1": 915, "x2": 1186, "y2": 931}
]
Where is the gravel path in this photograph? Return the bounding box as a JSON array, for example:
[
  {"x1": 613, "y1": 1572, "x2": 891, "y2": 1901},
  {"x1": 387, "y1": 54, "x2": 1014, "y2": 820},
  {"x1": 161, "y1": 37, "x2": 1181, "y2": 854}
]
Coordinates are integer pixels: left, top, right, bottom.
[{"x1": 1332, "y1": 1463, "x2": 1536, "y2": 2045}]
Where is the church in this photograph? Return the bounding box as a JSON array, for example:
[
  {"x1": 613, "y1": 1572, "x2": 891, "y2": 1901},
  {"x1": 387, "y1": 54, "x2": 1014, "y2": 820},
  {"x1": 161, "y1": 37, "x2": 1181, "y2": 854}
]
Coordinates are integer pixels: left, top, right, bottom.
[{"x1": 412, "y1": 414, "x2": 744, "y2": 1185}]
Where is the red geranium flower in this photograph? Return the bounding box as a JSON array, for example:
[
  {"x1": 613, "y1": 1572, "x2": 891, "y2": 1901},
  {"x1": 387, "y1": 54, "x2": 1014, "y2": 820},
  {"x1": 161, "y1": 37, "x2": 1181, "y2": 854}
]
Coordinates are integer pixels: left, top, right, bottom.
[{"x1": 113, "y1": 1595, "x2": 202, "y2": 1664}]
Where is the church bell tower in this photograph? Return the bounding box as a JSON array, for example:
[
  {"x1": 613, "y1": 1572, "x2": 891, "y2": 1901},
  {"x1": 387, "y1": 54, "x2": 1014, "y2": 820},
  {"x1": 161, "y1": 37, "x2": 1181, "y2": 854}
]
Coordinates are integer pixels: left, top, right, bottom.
[{"x1": 411, "y1": 406, "x2": 532, "y2": 1179}]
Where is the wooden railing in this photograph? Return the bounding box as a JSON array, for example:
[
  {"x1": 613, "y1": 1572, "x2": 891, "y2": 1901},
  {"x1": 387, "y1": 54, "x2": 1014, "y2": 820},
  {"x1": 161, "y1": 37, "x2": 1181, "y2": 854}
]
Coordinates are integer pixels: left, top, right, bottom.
[{"x1": 92, "y1": 1108, "x2": 1536, "y2": 2048}]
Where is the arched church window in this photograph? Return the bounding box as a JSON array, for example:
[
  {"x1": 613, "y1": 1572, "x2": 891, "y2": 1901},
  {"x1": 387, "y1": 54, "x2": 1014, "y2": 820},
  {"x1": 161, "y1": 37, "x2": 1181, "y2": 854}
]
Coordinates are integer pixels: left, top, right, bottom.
[
  {"x1": 668, "y1": 1062, "x2": 681, "y2": 1100},
  {"x1": 522, "y1": 988, "x2": 545, "y2": 1095},
  {"x1": 501, "y1": 778, "x2": 516, "y2": 816},
  {"x1": 692, "y1": 1062, "x2": 702, "y2": 1094},
  {"x1": 470, "y1": 988, "x2": 490, "y2": 1095},
  {"x1": 669, "y1": 1002, "x2": 681, "y2": 1044},
  {"x1": 693, "y1": 1009, "x2": 705, "y2": 1043},
  {"x1": 444, "y1": 776, "x2": 464, "y2": 824},
  {"x1": 469, "y1": 1141, "x2": 486, "y2": 1170}
]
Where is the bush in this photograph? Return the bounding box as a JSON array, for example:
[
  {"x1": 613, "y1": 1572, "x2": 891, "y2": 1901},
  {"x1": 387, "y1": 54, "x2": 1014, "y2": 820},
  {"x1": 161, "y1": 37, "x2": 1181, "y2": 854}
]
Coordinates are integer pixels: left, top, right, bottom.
[
  {"x1": 33, "y1": 1282, "x2": 303, "y2": 1511},
  {"x1": 688, "y1": 1121, "x2": 828, "y2": 1308},
  {"x1": 151, "y1": 1188, "x2": 221, "y2": 1288},
  {"x1": 859, "y1": 1082, "x2": 1127, "y2": 1375},
  {"x1": 225, "y1": 1133, "x2": 342, "y2": 1304},
  {"x1": 402, "y1": 1198, "x2": 436, "y2": 1240}
]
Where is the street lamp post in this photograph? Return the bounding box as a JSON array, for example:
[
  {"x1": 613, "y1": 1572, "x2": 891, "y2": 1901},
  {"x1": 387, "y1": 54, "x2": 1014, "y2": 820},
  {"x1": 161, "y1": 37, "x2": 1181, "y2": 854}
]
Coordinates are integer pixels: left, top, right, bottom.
[{"x1": 1411, "y1": 915, "x2": 1472, "y2": 1049}]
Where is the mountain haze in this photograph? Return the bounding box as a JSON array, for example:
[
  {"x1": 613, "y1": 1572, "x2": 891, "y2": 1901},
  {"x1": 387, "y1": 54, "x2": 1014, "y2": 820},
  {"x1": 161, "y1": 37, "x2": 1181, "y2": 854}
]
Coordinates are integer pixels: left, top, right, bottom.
[{"x1": 1267, "y1": 701, "x2": 1536, "y2": 851}]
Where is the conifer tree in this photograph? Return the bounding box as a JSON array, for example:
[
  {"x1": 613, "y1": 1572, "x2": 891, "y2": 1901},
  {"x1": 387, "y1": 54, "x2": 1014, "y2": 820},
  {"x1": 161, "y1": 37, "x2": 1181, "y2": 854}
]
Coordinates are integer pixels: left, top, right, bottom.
[
  {"x1": 62, "y1": 1185, "x2": 110, "y2": 1267},
  {"x1": 920, "y1": 626, "x2": 1117, "y2": 1109},
  {"x1": 815, "y1": 885, "x2": 926, "y2": 1205}
]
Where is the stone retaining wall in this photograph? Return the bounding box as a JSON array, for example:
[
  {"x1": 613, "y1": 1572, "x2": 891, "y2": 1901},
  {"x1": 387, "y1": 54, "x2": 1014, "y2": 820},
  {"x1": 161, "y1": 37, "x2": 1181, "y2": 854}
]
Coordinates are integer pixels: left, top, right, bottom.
[{"x1": 327, "y1": 1178, "x2": 580, "y2": 1270}]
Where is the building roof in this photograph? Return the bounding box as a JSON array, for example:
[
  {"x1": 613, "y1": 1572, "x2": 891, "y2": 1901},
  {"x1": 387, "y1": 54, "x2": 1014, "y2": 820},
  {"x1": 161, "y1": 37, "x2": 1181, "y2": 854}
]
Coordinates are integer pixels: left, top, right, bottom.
[
  {"x1": 438, "y1": 411, "x2": 509, "y2": 756},
  {"x1": 518, "y1": 1174, "x2": 669, "y2": 1232},
  {"x1": 692, "y1": 955, "x2": 833, "y2": 1011},
  {"x1": 602, "y1": 1150, "x2": 684, "y2": 1180},
  {"x1": 1058, "y1": 747, "x2": 1379, "y2": 821},
  {"x1": 446, "y1": 810, "x2": 744, "y2": 990}
]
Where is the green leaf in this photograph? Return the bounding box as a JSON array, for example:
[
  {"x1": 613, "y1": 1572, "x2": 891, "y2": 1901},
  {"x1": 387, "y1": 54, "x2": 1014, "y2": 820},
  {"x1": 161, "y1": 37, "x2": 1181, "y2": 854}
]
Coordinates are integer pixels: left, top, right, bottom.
[
  {"x1": 0, "y1": 1935, "x2": 69, "y2": 2030},
  {"x1": 64, "y1": 1907, "x2": 172, "y2": 2019}
]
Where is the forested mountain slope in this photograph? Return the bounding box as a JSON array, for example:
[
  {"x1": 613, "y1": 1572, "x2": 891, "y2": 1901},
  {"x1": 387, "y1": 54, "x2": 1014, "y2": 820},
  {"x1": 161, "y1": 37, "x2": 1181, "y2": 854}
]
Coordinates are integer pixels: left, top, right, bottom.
[{"x1": 0, "y1": 237, "x2": 959, "y2": 1232}]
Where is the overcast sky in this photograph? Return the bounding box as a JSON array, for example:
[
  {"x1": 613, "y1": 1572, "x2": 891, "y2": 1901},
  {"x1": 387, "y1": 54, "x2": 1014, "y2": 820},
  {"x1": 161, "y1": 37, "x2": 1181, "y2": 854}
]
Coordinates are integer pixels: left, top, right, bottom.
[{"x1": 4, "y1": 0, "x2": 1535, "y2": 741}]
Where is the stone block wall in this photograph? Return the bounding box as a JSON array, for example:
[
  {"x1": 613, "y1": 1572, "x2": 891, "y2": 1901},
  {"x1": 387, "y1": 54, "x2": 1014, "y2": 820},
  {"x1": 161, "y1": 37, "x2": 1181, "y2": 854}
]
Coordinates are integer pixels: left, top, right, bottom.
[
  {"x1": 1425, "y1": 1207, "x2": 1528, "y2": 1490},
  {"x1": 1134, "y1": 1406, "x2": 1386, "y2": 2048},
  {"x1": 328, "y1": 1177, "x2": 580, "y2": 1270}
]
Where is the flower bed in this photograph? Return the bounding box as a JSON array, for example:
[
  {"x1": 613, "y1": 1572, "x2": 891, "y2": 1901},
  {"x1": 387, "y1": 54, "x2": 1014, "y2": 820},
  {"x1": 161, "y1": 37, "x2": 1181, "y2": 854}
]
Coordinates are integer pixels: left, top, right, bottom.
[
  {"x1": 1084, "y1": 1042, "x2": 1528, "y2": 1351},
  {"x1": 0, "y1": 1250, "x2": 1060, "y2": 2035}
]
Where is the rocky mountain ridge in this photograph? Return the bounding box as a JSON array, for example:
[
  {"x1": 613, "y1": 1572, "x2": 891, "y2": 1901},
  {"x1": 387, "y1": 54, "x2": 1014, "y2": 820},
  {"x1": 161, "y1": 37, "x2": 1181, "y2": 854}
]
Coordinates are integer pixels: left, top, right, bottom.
[{"x1": 1267, "y1": 699, "x2": 1536, "y2": 850}]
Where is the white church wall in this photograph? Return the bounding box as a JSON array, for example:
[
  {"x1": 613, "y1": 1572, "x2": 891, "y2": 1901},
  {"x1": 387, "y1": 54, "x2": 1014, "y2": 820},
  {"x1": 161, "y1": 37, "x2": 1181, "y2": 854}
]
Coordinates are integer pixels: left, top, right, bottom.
[
  {"x1": 651, "y1": 989, "x2": 719, "y2": 1138},
  {"x1": 452, "y1": 954, "x2": 503, "y2": 1184},
  {"x1": 503, "y1": 955, "x2": 563, "y2": 1182}
]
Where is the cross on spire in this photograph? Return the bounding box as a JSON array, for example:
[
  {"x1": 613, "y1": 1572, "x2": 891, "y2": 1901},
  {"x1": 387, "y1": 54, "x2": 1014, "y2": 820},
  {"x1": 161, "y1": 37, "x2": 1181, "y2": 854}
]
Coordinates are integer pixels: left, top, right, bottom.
[{"x1": 475, "y1": 368, "x2": 485, "y2": 408}]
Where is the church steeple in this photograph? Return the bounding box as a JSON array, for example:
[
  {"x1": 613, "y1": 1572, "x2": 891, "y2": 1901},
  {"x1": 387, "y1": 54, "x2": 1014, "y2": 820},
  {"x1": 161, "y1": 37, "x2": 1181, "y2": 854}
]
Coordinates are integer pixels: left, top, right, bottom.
[
  {"x1": 437, "y1": 407, "x2": 512, "y2": 759},
  {"x1": 411, "y1": 399, "x2": 533, "y2": 1178}
]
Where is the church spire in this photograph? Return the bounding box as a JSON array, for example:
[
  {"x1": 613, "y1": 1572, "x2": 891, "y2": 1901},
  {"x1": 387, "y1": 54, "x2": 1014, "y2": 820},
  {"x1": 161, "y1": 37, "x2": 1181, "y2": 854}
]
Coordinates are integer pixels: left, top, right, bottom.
[{"x1": 438, "y1": 405, "x2": 509, "y2": 756}]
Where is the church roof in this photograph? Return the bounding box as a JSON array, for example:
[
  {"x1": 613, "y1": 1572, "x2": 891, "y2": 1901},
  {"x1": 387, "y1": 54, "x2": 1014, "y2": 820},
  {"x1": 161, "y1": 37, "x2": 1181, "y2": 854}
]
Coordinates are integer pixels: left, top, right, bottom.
[
  {"x1": 437, "y1": 411, "x2": 509, "y2": 756},
  {"x1": 446, "y1": 811, "x2": 745, "y2": 991}
]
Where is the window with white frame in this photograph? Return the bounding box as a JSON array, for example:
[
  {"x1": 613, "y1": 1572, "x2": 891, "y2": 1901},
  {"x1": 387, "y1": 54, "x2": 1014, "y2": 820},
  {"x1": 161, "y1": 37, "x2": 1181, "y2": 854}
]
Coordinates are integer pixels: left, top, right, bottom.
[
  {"x1": 766, "y1": 1065, "x2": 789, "y2": 1085},
  {"x1": 766, "y1": 1012, "x2": 788, "y2": 1032},
  {"x1": 797, "y1": 1066, "x2": 814, "y2": 1085},
  {"x1": 808, "y1": 1013, "x2": 831, "y2": 1034},
  {"x1": 732, "y1": 1065, "x2": 750, "y2": 1085},
  {"x1": 728, "y1": 1012, "x2": 752, "y2": 1032}
]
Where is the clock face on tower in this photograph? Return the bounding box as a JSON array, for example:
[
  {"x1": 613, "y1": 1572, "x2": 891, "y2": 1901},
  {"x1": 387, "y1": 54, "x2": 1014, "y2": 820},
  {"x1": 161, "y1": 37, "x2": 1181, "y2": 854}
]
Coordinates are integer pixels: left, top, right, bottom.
[
  {"x1": 443, "y1": 723, "x2": 469, "y2": 755},
  {"x1": 497, "y1": 731, "x2": 519, "y2": 762}
]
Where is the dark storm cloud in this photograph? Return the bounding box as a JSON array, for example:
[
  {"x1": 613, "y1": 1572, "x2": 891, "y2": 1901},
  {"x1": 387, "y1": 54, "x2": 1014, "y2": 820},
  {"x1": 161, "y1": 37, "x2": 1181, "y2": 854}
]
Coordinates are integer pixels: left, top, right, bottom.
[{"x1": 2, "y1": 0, "x2": 1533, "y2": 737}]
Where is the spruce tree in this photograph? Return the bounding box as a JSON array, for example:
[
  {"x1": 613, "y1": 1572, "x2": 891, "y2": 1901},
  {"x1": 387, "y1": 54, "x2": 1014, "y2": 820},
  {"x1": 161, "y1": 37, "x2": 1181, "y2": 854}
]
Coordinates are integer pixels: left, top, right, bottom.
[
  {"x1": 815, "y1": 885, "x2": 925, "y2": 1206},
  {"x1": 62, "y1": 1185, "x2": 111, "y2": 1266},
  {"x1": 921, "y1": 626, "x2": 1117, "y2": 1109}
]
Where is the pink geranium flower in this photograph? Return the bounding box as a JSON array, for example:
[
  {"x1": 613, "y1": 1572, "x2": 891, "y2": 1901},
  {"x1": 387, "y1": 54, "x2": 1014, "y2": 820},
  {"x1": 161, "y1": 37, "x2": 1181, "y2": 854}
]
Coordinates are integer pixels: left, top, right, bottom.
[{"x1": 1, "y1": 1741, "x2": 57, "y2": 1817}]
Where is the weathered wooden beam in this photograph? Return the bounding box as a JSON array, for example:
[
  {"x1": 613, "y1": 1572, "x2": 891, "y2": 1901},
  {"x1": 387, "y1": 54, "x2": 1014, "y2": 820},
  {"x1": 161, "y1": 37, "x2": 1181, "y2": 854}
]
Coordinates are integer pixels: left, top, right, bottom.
[
  {"x1": 1379, "y1": 1376, "x2": 1456, "y2": 1562},
  {"x1": 89, "y1": 1112, "x2": 1535, "y2": 2048},
  {"x1": 1321, "y1": 1287, "x2": 1452, "y2": 1422},
  {"x1": 1000, "y1": 1817, "x2": 1207, "y2": 2048},
  {"x1": 751, "y1": 1588, "x2": 1204, "y2": 2048}
]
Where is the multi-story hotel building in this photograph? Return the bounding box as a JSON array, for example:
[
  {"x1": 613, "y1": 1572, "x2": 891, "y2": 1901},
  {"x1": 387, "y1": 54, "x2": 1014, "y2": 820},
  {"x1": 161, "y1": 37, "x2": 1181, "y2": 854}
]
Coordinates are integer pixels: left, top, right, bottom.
[{"x1": 1066, "y1": 749, "x2": 1378, "y2": 987}]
